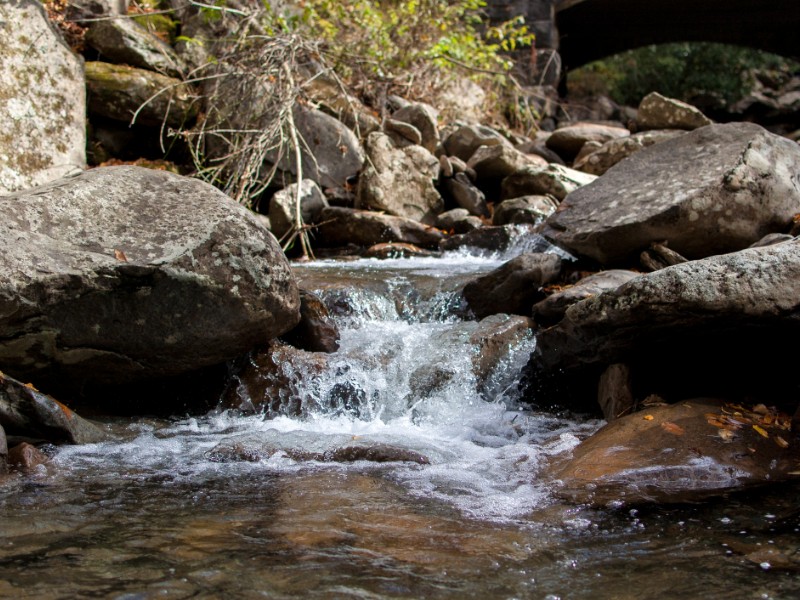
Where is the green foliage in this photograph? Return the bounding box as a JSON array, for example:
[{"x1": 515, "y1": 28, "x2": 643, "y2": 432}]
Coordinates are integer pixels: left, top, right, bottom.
[
  {"x1": 263, "y1": 0, "x2": 533, "y2": 92},
  {"x1": 571, "y1": 43, "x2": 797, "y2": 108}
]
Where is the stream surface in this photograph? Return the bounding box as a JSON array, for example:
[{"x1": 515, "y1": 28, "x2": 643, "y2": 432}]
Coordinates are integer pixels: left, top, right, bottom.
[{"x1": 1, "y1": 236, "x2": 799, "y2": 599}]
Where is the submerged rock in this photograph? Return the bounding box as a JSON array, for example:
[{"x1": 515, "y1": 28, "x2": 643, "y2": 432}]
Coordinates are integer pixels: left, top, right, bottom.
[
  {"x1": 0, "y1": 166, "x2": 300, "y2": 394},
  {"x1": 280, "y1": 289, "x2": 340, "y2": 353},
  {"x1": 551, "y1": 398, "x2": 799, "y2": 505}
]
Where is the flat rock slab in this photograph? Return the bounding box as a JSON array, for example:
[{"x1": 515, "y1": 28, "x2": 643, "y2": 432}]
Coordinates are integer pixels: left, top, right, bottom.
[
  {"x1": 540, "y1": 123, "x2": 800, "y2": 265},
  {"x1": 551, "y1": 398, "x2": 799, "y2": 505},
  {"x1": 0, "y1": 166, "x2": 299, "y2": 392}
]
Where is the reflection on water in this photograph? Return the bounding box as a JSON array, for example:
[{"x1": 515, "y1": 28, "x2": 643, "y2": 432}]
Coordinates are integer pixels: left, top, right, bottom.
[{"x1": 2, "y1": 248, "x2": 799, "y2": 598}]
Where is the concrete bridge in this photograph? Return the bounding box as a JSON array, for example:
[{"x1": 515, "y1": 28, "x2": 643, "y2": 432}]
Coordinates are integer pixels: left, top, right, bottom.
[
  {"x1": 556, "y1": 0, "x2": 800, "y2": 70},
  {"x1": 486, "y1": 1, "x2": 800, "y2": 84}
]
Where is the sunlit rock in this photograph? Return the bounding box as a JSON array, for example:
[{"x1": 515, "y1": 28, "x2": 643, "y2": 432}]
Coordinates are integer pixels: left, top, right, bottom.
[
  {"x1": 0, "y1": 0, "x2": 85, "y2": 194},
  {"x1": 0, "y1": 166, "x2": 300, "y2": 394},
  {"x1": 636, "y1": 91, "x2": 713, "y2": 131},
  {"x1": 540, "y1": 123, "x2": 800, "y2": 265}
]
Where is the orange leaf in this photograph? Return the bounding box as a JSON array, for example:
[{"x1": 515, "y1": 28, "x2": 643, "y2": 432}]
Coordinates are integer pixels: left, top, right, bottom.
[
  {"x1": 643, "y1": 414, "x2": 654, "y2": 421},
  {"x1": 661, "y1": 421, "x2": 685, "y2": 436},
  {"x1": 114, "y1": 249, "x2": 128, "y2": 262},
  {"x1": 775, "y1": 436, "x2": 789, "y2": 449}
]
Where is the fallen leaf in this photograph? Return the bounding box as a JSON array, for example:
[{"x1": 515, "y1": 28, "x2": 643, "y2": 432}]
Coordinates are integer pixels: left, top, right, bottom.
[
  {"x1": 114, "y1": 249, "x2": 128, "y2": 262},
  {"x1": 753, "y1": 424, "x2": 770, "y2": 438},
  {"x1": 775, "y1": 436, "x2": 789, "y2": 449},
  {"x1": 661, "y1": 421, "x2": 685, "y2": 436},
  {"x1": 24, "y1": 382, "x2": 38, "y2": 391},
  {"x1": 752, "y1": 404, "x2": 769, "y2": 415},
  {"x1": 643, "y1": 414, "x2": 654, "y2": 421},
  {"x1": 718, "y1": 429, "x2": 735, "y2": 442}
]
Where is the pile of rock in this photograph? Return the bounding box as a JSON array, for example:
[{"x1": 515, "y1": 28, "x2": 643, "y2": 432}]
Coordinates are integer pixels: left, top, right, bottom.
[{"x1": 3, "y1": 2, "x2": 800, "y2": 504}]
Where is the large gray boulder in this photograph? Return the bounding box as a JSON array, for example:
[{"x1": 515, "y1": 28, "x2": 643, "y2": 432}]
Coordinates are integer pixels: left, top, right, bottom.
[
  {"x1": 540, "y1": 123, "x2": 800, "y2": 265},
  {"x1": 356, "y1": 132, "x2": 443, "y2": 224},
  {"x1": 0, "y1": 0, "x2": 86, "y2": 194},
  {"x1": 527, "y1": 240, "x2": 800, "y2": 410},
  {"x1": 0, "y1": 166, "x2": 300, "y2": 391},
  {"x1": 573, "y1": 129, "x2": 683, "y2": 176}
]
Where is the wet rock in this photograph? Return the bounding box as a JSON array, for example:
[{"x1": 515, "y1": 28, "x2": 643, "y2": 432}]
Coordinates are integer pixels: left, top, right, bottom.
[
  {"x1": 528, "y1": 240, "x2": 800, "y2": 410},
  {"x1": 501, "y1": 164, "x2": 597, "y2": 202},
  {"x1": 0, "y1": 166, "x2": 300, "y2": 392},
  {"x1": 462, "y1": 253, "x2": 563, "y2": 318},
  {"x1": 532, "y1": 269, "x2": 640, "y2": 324},
  {"x1": 573, "y1": 129, "x2": 683, "y2": 176},
  {"x1": 436, "y1": 209, "x2": 483, "y2": 233},
  {"x1": 85, "y1": 61, "x2": 198, "y2": 128},
  {"x1": 540, "y1": 123, "x2": 800, "y2": 265},
  {"x1": 442, "y1": 124, "x2": 513, "y2": 162},
  {"x1": 0, "y1": 0, "x2": 86, "y2": 193},
  {"x1": 7, "y1": 442, "x2": 49, "y2": 471},
  {"x1": 356, "y1": 131, "x2": 443, "y2": 224},
  {"x1": 85, "y1": 16, "x2": 185, "y2": 78},
  {"x1": 392, "y1": 102, "x2": 440, "y2": 153},
  {"x1": 551, "y1": 398, "x2": 800, "y2": 505},
  {"x1": 0, "y1": 372, "x2": 109, "y2": 444},
  {"x1": 207, "y1": 433, "x2": 429, "y2": 465},
  {"x1": 280, "y1": 289, "x2": 340, "y2": 353},
  {"x1": 268, "y1": 179, "x2": 329, "y2": 241},
  {"x1": 363, "y1": 243, "x2": 439, "y2": 259},
  {"x1": 439, "y1": 224, "x2": 537, "y2": 253},
  {"x1": 443, "y1": 173, "x2": 489, "y2": 217},
  {"x1": 468, "y1": 314, "x2": 534, "y2": 390},
  {"x1": 636, "y1": 92, "x2": 713, "y2": 131},
  {"x1": 493, "y1": 195, "x2": 558, "y2": 226},
  {"x1": 315, "y1": 207, "x2": 444, "y2": 249},
  {"x1": 545, "y1": 122, "x2": 630, "y2": 162},
  {"x1": 223, "y1": 342, "x2": 330, "y2": 415}
]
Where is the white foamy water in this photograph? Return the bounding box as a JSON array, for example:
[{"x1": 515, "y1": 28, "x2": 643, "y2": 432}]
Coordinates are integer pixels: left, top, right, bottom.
[{"x1": 53, "y1": 246, "x2": 599, "y2": 523}]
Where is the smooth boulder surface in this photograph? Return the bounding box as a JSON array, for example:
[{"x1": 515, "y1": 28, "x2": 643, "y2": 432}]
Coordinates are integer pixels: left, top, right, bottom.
[
  {"x1": 0, "y1": 0, "x2": 86, "y2": 193},
  {"x1": 551, "y1": 398, "x2": 799, "y2": 505},
  {"x1": 315, "y1": 207, "x2": 444, "y2": 249},
  {"x1": 540, "y1": 123, "x2": 800, "y2": 265},
  {"x1": 528, "y1": 240, "x2": 800, "y2": 408},
  {"x1": 0, "y1": 166, "x2": 300, "y2": 392}
]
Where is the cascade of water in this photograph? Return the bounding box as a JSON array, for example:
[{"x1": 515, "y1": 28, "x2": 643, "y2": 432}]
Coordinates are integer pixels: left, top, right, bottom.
[{"x1": 51, "y1": 243, "x2": 598, "y2": 521}]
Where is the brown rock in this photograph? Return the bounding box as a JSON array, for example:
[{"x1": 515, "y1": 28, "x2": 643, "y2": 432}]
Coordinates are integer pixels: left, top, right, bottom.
[{"x1": 552, "y1": 398, "x2": 800, "y2": 505}]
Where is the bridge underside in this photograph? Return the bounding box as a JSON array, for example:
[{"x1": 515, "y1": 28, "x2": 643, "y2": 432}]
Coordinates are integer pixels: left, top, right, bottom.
[{"x1": 556, "y1": 0, "x2": 800, "y2": 70}]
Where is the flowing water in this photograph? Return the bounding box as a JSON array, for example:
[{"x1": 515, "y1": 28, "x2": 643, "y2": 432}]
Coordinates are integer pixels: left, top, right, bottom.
[{"x1": 1, "y1": 235, "x2": 800, "y2": 599}]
